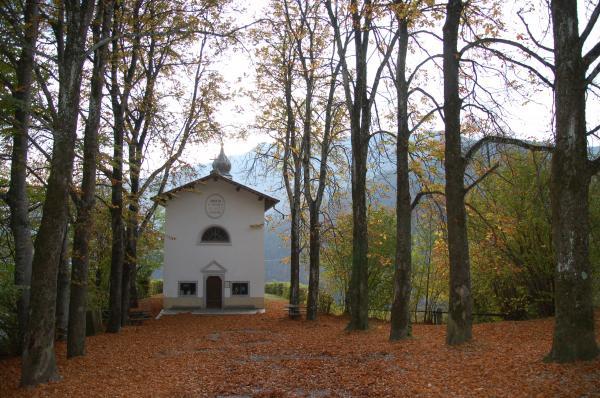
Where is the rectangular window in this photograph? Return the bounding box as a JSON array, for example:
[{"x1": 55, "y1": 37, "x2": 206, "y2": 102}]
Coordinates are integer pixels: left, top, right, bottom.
[
  {"x1": 179, "y1": 282, "x2": 197, "y2": 297},
  {"x1": 231, "y1": 282, "x2": 249, "y2": 296}
]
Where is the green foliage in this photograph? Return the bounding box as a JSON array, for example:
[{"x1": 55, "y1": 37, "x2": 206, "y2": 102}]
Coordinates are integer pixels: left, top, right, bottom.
[
  {"x1": 322, "y1": 204, "x2": 449, "y2": 322},
  {"x1": 321, "y1": 207, "x2": 397, "y2": 312},
  {"x1": 0, "y1": 271, "x2": 19, "y2": 356},
  {"x1": 410, "y1": 206, "x2": 449, "y2": 322},
  {"x1": 264, "y1": 281, "x2": 307, "y2": 303},
  {"x1": 318, "y1": 290, "x2": 334, "y2": 315},
  {"x1": 467, "y1": 151, "x2": 556, "y2": 319},
  {"x1": 136, "y1": 221, "x2": 164, "y2": 300},
  {"x1": 149, "y1": 279, "x2": 163, "y2": 296},
  {"x1": 589, "y1": 175, "x2": 600, "y2": 306}
]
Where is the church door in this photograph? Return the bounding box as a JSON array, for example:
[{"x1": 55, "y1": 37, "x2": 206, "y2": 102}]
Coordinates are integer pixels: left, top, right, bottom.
[{"x1": 206, "y1": 276, "x2": 222, "y2": 308}]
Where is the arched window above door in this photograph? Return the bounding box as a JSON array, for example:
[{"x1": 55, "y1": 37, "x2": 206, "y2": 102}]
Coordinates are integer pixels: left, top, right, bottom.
[{"x1": 199, "y1": 226, "x2": 230, "y2": 244}]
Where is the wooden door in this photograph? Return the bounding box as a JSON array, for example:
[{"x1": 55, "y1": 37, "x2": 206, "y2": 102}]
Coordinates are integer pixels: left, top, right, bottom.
[{"x1": 206, "y1": 276, "x2": 222, "y2": 308}]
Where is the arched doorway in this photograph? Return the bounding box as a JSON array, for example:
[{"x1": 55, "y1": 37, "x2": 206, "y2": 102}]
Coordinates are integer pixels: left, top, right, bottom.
[{"x1": 206, "y1": 276, "x2": 222, "y2": 309}]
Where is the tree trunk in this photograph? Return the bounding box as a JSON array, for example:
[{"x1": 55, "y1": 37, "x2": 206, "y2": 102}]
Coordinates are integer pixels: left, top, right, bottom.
[
  {"x1": 282, "y1": 49, "x2": 301, "y2": 309},
  {"x1": 20, "y1": 1, "x2": 95, "y2": 386},
  {"x1": 302, "y1": 72, "x2": 318, "y2": 321},
  {"x1": 106, "y1": 3, "x2": 127, "y2": 333},
  {"x1": 346, "y1": 4, "x2": 370, "y2": 331},
  {"x1": 390, "y1": 19, "x2": 412, "y2": 341},
  {"x1": 326, "y1": 0, "x2": 398, "y2": 330},
  {"x1": 120, "y1": 259, "x2": 130, "y2": 325},
  {"x1": 121, "y1": 200, "x2": 135, "y2": 326},
  {"x1": 289, "y1": 198, "x2": 301, "y2": 306},
  {"x1": 124, "y1": 145, "x2": 141, "y2": 314},
  {"x1": 127, "y1": 197, "x2": 139, "y2": 309},
  {"x1": 68, "y1": 0, "x2": 113, "y2": 357},
  {"x1": 107, "y1": 116, "x2": 125, "y2": 333},
  {"x1": 306, "y1": 203, "x2": 320, "y2": 320},
  {"x1": 55, "y1": 229, "x2": 70, "y2": 341},
  {"x1": 7, "y1": 0, "x2": 39, "y2": 354},
  {"x1": 127, "y1": 227, "x2": 139, "y2": 308},
  {"x1": 547, "y1": 0, "x2": 599, "y2": 362},
  {"x1": 348, "y1": 140, "x2": 369, "y2": 331},
  {"x1": 443, "y1": 0, "x2": 472, "y2": 346}
]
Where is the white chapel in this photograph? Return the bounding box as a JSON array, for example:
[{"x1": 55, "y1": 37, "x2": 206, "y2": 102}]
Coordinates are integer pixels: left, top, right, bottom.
[{"x1": 154, "y1": 146, "x2": 278, "y2": 310}]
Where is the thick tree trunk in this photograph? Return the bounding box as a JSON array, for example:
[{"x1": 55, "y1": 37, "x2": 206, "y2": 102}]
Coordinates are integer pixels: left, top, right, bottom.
[
  {"x1": 120, "y1": 259, "x2": 130, "y2": 325},
  {"x1": 21, "y1": 178, "x2": 67, "y2": 386},
  {"x1": 547, "y1": 0, "x2": 598, "y2": 362},
  {"x1": 127, "y1": 199, "x2": 139, "y2": 310},
  {"x1": 390, "y1": 19, "x2": 412, "y2": 341},
  {"x1": 347, "y1": 6, "x2": 370, "y2": 331},
  {"x1": 306, "y1": 204, "x2": 320, "y2": 320},
  {"x1": 302, "y1": 74, "x2": 319, "y2": 321},
  {"x1": 282, "y1": 53, "x2": 301, "y2": 309},
  {"x1": 389, "y1": 140, "x2": 412, "y2": 338},
  {"x1": 127, "y1": 226, "x2": 139, "y2": 308},
  {"x1": 347, "y1": 126, "x2": 370, "y2": 330},
  {"x1": 289, "y1": 198, "x2": 301, "y2": 306},
  {"x1": 121, "y1": 204, "x2": 135, "y2": 326},
  {"x1": 443, "y1": 0, "x2": 472, "y2": 346},
  {"x1": 124, "y1": 152, "x2": 141, "y2": 315},
  {"x1": 106, "y1": 4, "x2": 127, "y2": 332},
  {"x1": 20, "y1": 1, "x2": 95, "y2": 386},
  {"x1": 7, "y1": 0, "x2": 39, "y2": 353},
  {"x1": 68, "y1": 0, "x2": 113, "y2": 357},
  {"x1": 55, "y1": 230, "x2": 70, "y2": 341}
]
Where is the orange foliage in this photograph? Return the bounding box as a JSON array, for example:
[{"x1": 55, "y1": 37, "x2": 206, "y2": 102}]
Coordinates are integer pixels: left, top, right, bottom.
[{"x1": 1, "y1": 298, "x2": 598, "y2": 397}]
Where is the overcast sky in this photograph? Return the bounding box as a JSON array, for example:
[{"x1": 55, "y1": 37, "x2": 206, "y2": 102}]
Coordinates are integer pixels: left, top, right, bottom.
[{"x1": 178, "y1": 0, "x2": 599, "y2": 168}]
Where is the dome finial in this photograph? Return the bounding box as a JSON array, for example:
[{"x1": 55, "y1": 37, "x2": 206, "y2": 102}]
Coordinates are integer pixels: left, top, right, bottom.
[{"x1": 211, "y1": 144, "x2": 232, "y2": 178}]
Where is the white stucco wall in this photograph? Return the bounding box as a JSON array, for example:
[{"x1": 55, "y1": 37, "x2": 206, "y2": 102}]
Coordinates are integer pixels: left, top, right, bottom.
[{"x1": 162, "y1": 177, "x2": 266, "y2": 308}]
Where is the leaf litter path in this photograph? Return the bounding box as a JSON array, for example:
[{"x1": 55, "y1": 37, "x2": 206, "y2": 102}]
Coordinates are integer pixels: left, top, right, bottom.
[{"x1": 1, "y1": 298, "x2": 599, "y2": 397}]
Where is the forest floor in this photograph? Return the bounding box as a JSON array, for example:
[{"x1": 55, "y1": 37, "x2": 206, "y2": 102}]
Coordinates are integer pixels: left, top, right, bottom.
[{"x1": 1, "y1": 297, "x2": 599, "y2": 397}]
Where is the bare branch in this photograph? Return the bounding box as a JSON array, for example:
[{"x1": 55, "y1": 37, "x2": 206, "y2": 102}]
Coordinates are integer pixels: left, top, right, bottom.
[
  {"x1": 588, "y1": 124, "x2": 600, "y2": 137},
  {"x1": 587, "y1": 59, "x2": 600, "y2": 84},
  {"x1": 581, "y1": 2, "x2": 600, "y2": 44},
  {"x1": 584, "y1": 40, "x2": 600, "y2": 69},
  {"x1": 464, "y1": 163, "x2": 499, "y2": 193},
  {"x1": 516, "y1": 10, "x2": 553, "y2": 52},
  {"x1": 460, "y1": 37, "x2": 555, "y2": 72},
  {"x1": 411, "y1": 190, "x2": 444, "y2": 210},
  {"x1": 370, "y1": 129, "x2": 396, "y2": 139},
  {"x1": 464, "y1": 135, "x2": 554, "y2": 163}
]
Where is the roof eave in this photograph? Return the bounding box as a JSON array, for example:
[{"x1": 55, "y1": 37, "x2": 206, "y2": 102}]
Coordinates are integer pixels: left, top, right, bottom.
[{"x1": 151, "y1": 173, "x2": 280, "y2": 213}]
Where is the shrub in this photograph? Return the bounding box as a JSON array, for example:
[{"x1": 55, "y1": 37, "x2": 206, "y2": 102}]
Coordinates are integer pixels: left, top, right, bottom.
[
  {"x1": 149, "y1": 279, "x2": 163, "y2": 296},
  {"x1": 265, "y1": 281, "x2": 307, "y2": 303},
  {"x1": 318, "y1": 290, "x2": 334, "y2": 314}
]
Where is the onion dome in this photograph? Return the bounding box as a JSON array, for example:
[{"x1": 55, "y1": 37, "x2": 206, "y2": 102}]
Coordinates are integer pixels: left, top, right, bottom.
[{"x1": 211, "y1": 144, "x2": 232, "y2": 178}]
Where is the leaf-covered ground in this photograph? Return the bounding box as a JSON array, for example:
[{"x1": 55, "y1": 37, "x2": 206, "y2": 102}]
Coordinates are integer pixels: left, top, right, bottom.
[{"x1": 1, "y1": 297, "x2": 599, "y2": 397}]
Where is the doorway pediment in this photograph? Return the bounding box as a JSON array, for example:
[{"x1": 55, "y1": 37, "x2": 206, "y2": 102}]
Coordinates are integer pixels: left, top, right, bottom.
[{"x1": 201, "y1": 260, "x2": 227, "y2": 273}]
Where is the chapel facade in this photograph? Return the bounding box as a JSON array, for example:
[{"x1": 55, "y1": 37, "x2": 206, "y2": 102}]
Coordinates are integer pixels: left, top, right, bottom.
[{"x1": 155, "y1": 146, "x2": 278, "y2": 310}]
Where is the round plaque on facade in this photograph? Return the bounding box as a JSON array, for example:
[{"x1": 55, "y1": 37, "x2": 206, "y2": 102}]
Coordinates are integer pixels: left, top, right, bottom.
[{"x1": 205, "y1": 193, "x2": 225, "y2": 218}]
